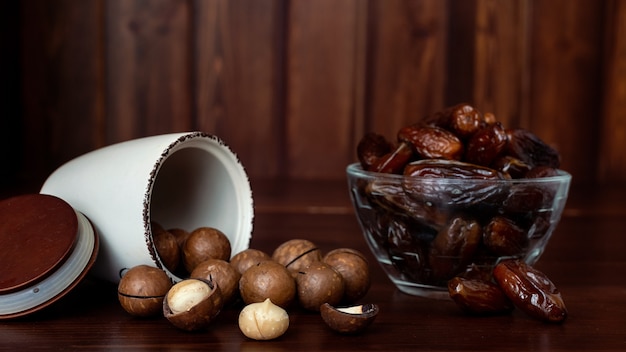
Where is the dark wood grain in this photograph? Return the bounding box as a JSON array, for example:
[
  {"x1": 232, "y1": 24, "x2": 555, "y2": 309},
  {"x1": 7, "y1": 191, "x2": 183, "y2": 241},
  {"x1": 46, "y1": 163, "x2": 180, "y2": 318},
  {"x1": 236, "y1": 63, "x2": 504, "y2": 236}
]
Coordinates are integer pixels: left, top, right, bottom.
[
  {"x1": 285, "y1": 0, "x2": 363, "y2": 178},
  {"x1": 598, "y1": 0, "x2": 626, "y2": 183},
  {"x1": 19, "y1": 0, "x2": 105, "y2": 184},
  {"x1": 367, "y1": 0, "x2": 447, "y2": 140},
  {"x1": 194, "y1": 0, "x2": 286, "y2": 178},
  {"x1": 1, "y1": 181, "x2": 625, "y2": 351},
  {"x1": 472, "y1": 0, "x2": 529, "y2": 128},
  {"x1": 105, "y1": 0, "x2": 193, "y2": 142},
  {"x1": 529, "y1": 0, "x2": 604, "y2": 184},
  {"x1": 8, "y1": 0, "x2": 626, "y2": 188}
]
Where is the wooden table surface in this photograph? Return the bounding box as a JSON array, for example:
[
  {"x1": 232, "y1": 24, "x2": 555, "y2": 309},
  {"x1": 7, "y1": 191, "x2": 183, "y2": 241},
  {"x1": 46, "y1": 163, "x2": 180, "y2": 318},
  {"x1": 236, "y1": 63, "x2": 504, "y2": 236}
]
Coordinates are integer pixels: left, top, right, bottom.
[{"x1": 1, "y1": 180, "x2": 626, "y2": 351}]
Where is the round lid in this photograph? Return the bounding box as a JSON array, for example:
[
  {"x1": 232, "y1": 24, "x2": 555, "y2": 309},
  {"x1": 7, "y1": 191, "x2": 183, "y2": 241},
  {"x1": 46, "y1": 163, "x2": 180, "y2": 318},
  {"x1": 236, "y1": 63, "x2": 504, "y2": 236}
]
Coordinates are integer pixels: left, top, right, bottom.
[{"x1": 0, "y1": 194, "x2": 99, "y2": 319}]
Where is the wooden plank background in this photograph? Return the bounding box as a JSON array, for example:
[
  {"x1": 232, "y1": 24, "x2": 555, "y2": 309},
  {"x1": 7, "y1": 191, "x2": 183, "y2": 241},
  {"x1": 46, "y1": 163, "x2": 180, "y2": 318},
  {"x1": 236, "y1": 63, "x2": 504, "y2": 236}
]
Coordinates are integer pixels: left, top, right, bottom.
[{"x1": 3, "y1": 0, "x2": 624, "y2": 188}]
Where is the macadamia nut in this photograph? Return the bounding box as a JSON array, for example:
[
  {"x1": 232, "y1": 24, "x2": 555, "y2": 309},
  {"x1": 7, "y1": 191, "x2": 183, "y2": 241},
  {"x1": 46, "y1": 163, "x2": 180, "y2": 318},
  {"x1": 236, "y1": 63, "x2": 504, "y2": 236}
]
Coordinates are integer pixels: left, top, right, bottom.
[
  {"x1": 117, "y1": 265, "x2": 172, "y2": 317},
  {"x1": 163, "y1": 278, "x2": 224, "y2": 331},
  {"x1": 166, "y1": 279, "x2": 212, "y2": 314},
  {"x1": 238, "y1": 298, "x2": 289, "y2": 340},
  {"x1": 272, "y1": 239, "x2": 321, "y2": 273}
]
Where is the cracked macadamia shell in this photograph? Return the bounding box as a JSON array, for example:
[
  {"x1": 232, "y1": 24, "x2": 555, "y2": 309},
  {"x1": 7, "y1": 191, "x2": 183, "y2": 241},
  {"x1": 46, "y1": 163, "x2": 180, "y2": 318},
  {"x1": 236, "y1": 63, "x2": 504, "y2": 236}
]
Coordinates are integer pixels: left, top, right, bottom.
[
  {"x1": 190, "y1": 258, "x2": 241, "y2": 304},
  {"x1": 320, "y1": 303, "x2": 379, "y2": 334},
  {"x1": 272, "y1": 239, "x2": 322, "y2": 274},
  {"x1": 163, "y1": 278, "x2": 224, "y2": 331},
  {"x1": 117, "y1": 265, "x2": 172, "y2": 317},
  {"x1": 238, "y1": 298, "x2": 289, "y2": 340}
]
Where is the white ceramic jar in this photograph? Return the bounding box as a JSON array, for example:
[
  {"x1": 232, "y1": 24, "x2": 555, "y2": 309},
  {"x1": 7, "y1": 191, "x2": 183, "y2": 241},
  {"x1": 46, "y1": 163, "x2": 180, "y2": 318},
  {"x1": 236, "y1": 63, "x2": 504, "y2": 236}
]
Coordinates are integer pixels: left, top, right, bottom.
[{"x1": 40, "y1": 132, "x2": 254, "y2": 283}]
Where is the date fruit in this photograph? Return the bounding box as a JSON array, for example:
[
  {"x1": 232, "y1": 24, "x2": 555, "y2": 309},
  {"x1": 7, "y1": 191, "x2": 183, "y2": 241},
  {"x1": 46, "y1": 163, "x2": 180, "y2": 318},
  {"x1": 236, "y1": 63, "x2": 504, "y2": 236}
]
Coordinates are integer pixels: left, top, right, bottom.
[
  {"x1": 357, "y1": 133, "x2": 394, "y2": 171},
  {"x1": 448, "y1": 276, "x2": 514, "y2": 315},
  {"x1": 424, "y1": 103, "x2": 486, "y2": 139},
  {"x1": 493, "y1": 260, "x2": 567, "y2": 323},
  {"x1": 429, "y1": 216, "x2": 482, "y2": 282},
  {"x1": 403, "y1": 159, "x2": 508, "y2": 207},
  {"x1": 370, "y1": 142, "x2": 415, "y2": 174},
  {"x1": 398, "y1": 125, "x2": 464, "y2": 161},
  {"x1": 464, "y1": 122, "x2": 507, "y2": 167},
  {"x1": 505, "y1": 128, "x2": 560, "y2": 169},
  {"x1": 443, "y1": 104, "x2": 486, "y2": 139},
  {"x1": 482, "y1": 216, "x2": 528, "y2": 256}
]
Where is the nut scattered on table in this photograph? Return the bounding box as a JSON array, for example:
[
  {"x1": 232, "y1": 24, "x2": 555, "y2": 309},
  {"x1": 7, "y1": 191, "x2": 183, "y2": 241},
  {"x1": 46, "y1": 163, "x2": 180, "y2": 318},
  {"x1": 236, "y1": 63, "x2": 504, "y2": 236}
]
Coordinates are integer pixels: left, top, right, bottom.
[
  {"x1": 182, "y1": 227, "x2": 232, "y2": 274},
  {"x1": 124, "y1": 221, "x2": 377, "y2": 334},
  {"x1": 323, "y1": 248, "x2": 371, "y2": 304},
  {"x1": 296, "y1": 261, "x2": 345, "y2": 312},
  {"x1": 117, "y1": 265, "x2": 173, "y2": 317},
  {"x1": 320, "y1": 302, "x2": 379, "y2": 334},
  {"x1": 190, "y1": 258, "x2": 241, "y2": 304},
  {"x1": 239, "y1": 260, "x2": 296, "y2": 309},
  {"x1": 163, "y1": 277, "x2": 224, "y2": 331},
  {"x1": 238, "y1": 298, "x2": 289, "y2": 340},
  {"x1": 230, "y1": 248, "x2": 272, "y2": 275},
  {"x1": 272, "y1": 239, "x2": 322, "y2": 274}
]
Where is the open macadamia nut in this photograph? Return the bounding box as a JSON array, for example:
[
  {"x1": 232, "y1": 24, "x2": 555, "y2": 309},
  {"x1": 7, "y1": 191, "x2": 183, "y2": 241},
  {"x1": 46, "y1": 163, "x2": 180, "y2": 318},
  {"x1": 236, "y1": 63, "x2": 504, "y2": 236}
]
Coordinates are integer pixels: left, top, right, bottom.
[
  {"x1": 272, "y1": 239, "x2": 322, "y2": 274},
  {"x1": 182, "y1": 227, "x2": 231, "y2": 273},
  {"x1": 118, "y1": 265, "x2": 173, "y2": 317},
  {"x1": 238, "y1": 298, "x2": 290, "y2": 340},
  {"x1": 320, "y1": 303, "x2": 379, "y2": 334},
  {"x1": 323, "y1": 248, "x2": 371, "y2": 303},
  {"x1": 239, "y1": 260, "x2": 296, "y2": 309},
  {"x1": 163, "y1": 278, "x2": 224, "y2": 331},
  {"x1": 190, "y1": 258, "x2": 241, "y2": 304},
  {"x1": 296, "y1": 262, "x2": 345, "y2": 311}
]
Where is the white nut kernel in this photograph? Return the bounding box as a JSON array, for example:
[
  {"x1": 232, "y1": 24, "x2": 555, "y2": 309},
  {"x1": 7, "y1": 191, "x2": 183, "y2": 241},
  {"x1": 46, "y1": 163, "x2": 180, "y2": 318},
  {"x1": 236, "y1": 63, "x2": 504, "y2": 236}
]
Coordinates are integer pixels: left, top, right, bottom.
[
  {"x1": 166, "y1": 279, "x2": 212, "y2": 314},
  {"x1": 238, "y1": 298, "x2": 289, "y2": 340}
]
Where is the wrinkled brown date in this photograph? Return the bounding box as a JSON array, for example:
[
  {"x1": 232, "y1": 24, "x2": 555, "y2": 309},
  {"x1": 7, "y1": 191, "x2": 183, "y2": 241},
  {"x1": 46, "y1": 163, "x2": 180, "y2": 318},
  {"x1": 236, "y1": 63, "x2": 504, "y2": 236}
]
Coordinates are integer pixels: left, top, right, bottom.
[
  {"x1": 448, "y1": 276, "x2": 514, "y2": 315},
  {"x1": 445, "y1": 104, "x2": 486, "y2": 139},
  {"x1": 525, "y1": 166, "x2": 559, "y2": 178},
  {"x1": 424, "y1": 103, "x2": 486, "y2": 140},
  {"x1": 429, "y1": 216, "x2": 482, "y2": 282},
  {"x1": 492, "y1": 156, "x2": 532, "y2": 178},
  {"x1": 493, "y1": 260, "x2": 567, "y2": 323},
  {"x1": 502, "y1": 166, "x2": 561, "y2": 213},
  {"x1": 365, "y1": 179, "x2": 448, "y2": 229},
  {"x1": 404, "y1": 159, "x2": 506, "y2": 180},
  {"x1": 398, "y1": 125, "x2": 464, "y2": 161},
  {"x1": 483, "y1": 216, "x2": 528, "y2": 256},
  {"x1": 357, "y1": 132, "x2": 394, "y2": 170},
  {"x1": 465, "y1": 122, "x2": 508, "y2": 167},
  {"x1": 370, "y1": 142, "x2": 415, "y2": 174},
  {"x1": 506, "y1": 128, "x2": 561, "y2": 169},
  {"x1": 403, "y1": 159, "x2": 509, "y2": 207}
]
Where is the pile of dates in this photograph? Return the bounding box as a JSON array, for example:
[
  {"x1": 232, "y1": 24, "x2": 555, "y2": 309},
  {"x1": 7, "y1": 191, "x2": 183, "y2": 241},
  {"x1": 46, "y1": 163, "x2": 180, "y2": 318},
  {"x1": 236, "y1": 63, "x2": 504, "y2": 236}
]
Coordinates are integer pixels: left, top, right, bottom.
[{"x1": 354, "y1": 103, "x2": 566, "y2": 288}]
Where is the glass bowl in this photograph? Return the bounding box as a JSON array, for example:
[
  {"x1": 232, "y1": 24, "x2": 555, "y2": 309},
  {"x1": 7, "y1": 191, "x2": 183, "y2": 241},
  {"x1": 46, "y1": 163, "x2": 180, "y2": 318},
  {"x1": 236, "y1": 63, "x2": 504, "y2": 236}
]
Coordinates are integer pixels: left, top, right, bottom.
[{"x1": 346, "y1": 162, "x2": 571, "y2": 299}]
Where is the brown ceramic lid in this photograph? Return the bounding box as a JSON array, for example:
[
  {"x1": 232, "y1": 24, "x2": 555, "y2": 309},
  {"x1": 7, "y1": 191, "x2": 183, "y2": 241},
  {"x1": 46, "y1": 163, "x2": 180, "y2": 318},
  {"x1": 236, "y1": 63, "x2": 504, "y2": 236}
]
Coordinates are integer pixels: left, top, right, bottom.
[
  {"x1": 0, "y1": 194, "x2": 78, "y2": 293},
  {"x1": 0, "y1": 193, "x2": 98, "y2": 319}
]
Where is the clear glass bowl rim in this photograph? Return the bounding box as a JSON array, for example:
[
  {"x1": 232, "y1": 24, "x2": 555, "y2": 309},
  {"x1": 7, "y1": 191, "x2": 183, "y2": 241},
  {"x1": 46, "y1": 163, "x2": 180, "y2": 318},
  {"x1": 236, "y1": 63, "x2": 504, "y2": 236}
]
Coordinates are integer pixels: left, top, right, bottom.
[{"x1": 346, "y1": 162, "x2": 572, "y2": 185}]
